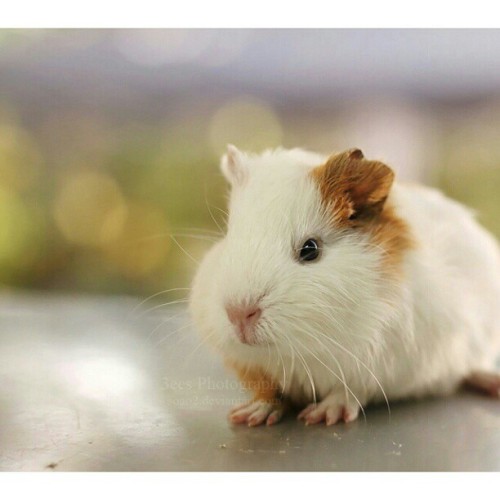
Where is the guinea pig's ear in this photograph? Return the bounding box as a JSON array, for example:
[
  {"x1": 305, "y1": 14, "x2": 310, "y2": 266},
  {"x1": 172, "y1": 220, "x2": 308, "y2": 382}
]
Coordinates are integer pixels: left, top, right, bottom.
[
  {"x1": 313, "y1": 148, "x2": 395, "y2": 222},
  {"x1": 220, "y1": 144, "x2": 247, "y2": 187}
]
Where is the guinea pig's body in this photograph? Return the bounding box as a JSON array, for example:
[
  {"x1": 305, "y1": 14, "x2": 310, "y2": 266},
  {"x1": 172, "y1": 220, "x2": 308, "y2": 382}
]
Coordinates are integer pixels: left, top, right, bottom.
[{"x1": 189, "y1": 147, "x2": 500, "y2": 426}]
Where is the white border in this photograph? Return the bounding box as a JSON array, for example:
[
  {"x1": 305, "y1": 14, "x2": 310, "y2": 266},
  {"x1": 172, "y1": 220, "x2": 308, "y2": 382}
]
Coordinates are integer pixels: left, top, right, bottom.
[
  {"x1": 1, "y1": 472, "x2": 500, "y2": 499},
  {"x1": 1, "y1": 1, "x2": 499, "y2": 28}
]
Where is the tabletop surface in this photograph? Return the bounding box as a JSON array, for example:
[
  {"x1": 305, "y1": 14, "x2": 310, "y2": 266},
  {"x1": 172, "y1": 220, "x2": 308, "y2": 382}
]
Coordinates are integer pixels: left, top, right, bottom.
[{"x1": 1, "y1": 292, "x2": 500, "y2": 472}]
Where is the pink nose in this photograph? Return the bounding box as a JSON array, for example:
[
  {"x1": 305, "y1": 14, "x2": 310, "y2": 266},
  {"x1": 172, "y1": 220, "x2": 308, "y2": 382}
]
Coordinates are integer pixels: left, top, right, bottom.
[{"x1": 225, "y1": 303, "x2": 262, "y2": 344}]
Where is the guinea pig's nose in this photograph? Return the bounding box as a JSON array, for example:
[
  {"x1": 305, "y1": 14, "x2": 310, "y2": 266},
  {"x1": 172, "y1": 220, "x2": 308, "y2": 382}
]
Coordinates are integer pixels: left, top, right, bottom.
[{"x1": 225, "y1": 303, "x2": 262, "y2": 343}]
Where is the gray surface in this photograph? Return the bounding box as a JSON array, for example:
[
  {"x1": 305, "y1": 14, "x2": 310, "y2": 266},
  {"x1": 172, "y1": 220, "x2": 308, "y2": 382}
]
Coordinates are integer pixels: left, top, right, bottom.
[{"x1": 1, "y1": 293, "x2": 500, "y2": 472}]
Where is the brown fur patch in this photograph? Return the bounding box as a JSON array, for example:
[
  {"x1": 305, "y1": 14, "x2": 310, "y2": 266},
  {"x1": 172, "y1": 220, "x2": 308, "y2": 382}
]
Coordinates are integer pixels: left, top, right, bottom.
[
  {"x1": 310, "y1": 149, "x2": 414, "y2": 274},
  {"x1": 226, "y1": 360, "x2": 281, "y2": 402}
]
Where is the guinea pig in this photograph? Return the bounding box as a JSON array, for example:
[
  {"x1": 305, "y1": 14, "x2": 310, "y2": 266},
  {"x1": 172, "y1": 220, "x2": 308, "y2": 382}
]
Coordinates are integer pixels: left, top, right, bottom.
[{"x1": 189, "y1": 145, "x2": 500, "y2": 426}]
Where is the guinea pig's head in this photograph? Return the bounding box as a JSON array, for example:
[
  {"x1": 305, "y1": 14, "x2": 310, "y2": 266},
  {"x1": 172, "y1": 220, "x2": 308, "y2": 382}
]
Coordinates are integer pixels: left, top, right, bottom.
[{"x1": 190, "y1": 146, "x2": 410, "y2": 362}]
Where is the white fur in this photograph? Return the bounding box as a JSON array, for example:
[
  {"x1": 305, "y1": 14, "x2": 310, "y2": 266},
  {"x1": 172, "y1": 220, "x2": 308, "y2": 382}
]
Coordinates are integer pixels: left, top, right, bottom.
[{"x1": 189, "y1": 147, "x2": 500, "y2": 411}]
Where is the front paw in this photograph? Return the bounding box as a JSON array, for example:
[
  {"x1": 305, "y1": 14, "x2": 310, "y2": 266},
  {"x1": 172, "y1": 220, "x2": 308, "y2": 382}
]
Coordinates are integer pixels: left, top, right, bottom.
[
  {"x1": 297, "y1": 393, "x2": 361, "y2": 426},
  {"x1": 229, "y1": 399, "x2": 286, "y2": 427},
  {"x1": 465, "y1": 370, "x2": 500, "y2": 398}
]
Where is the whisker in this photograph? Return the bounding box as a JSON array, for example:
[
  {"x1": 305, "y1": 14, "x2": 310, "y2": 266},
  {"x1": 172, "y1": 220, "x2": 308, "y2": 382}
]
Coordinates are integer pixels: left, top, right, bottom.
[
  {"x1": 173, "y1": 226, "x2": 223, "y2": 236},
  {"x1": 211, "y1": 205, "x2": 229, "y2": 223},
  {"x1": 155, "y1": 321, "x2": 195, "y2": 347},
  {"x1": 171, "y1": 233, "x2": 220, "y2": 243},
  {"x1": 289, "y1": 340, "x2": 296, "y2": 391},
  {"x1": 204, "y1": 187, "x2": 225, "y2": 235},
  {"x1": 264, "y1": 337, "x2": 272, "y2": 377},
  {"x1": 170, "y1": 235, "x2": 200, "y2": 266},
  {"x1": 132, "y1": 288, "x2": 191, "y2": 315},
  {"x1": 290, "y1": 342, "x2": 317, "y2": 405},
  {"x1": 292, "y1": 323, "x2": 366, "y2": 421},
  {"x1": 138, "y1": 226, "x2": 223, "y2": 242},
  {"x1": 266, "y1": 318, "x2": 290, "y2": 393},
  {"x1": 146, "y1": 309, "x2": 190, "y2": 340},
  {"x1": 183, "y1": 330, "x2": 223, "y2": 363},
  {"x1": 310, "y1": 316, "x2": 391, "y2": 417},
  {"x1": 137, "y1": 298, "x2": 189, "y2": 318},
  {"x1": 274, "y1": 334, "x2": 287, "y2": 392}
]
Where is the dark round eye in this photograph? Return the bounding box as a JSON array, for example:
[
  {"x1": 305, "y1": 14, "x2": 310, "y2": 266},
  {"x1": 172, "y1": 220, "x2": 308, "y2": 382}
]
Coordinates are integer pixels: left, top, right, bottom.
[{"x1": 299, "y1": 238, "x2": 321, "y2": 262}]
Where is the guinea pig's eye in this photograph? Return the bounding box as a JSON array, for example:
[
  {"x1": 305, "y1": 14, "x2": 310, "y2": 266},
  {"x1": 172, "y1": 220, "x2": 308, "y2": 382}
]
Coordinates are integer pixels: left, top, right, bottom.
[{"x1": 298, "y1": 238, "x2": 321, "y2": 263}]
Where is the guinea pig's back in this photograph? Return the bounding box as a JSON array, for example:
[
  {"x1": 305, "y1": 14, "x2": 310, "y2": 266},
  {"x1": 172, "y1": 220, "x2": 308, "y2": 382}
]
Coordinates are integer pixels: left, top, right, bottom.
[
  {"x1": 391, "y1": 181, "x2": 500, "y2": 358},
  {"x1": 392, "y1": 182, "x2": 499, "y2": 276}
]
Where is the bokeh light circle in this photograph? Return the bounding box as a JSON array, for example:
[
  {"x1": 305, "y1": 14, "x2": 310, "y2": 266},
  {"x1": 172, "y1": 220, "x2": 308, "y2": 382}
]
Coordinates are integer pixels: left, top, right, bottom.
[
  {"x1": 53, "y1": 171, "x2": 128, "y2": 248},
  {"x1": 208, "y1": 97, "x2": 284, "y2": 155},
  {"x1": 102, "y1": 202, "x2": 170, "y2": 278}
]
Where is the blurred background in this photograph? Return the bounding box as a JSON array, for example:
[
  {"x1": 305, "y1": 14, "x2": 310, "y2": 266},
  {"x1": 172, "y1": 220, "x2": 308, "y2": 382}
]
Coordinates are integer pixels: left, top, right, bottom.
[{"x1": 1, "y1": 29, "x2": 499, "y2": 299}]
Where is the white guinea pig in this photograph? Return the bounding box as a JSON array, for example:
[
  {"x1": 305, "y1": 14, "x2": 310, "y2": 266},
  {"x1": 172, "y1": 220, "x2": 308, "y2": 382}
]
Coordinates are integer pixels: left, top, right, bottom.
[{"x1": 189, "y1": 145, "x2": 500, "y2": 426}]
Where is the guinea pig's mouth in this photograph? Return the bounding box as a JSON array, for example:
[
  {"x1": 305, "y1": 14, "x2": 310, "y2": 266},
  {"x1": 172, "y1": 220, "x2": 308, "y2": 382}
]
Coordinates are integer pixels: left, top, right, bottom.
[
  {"x1": 232, "y1": 323, "x2": 271, "y2": 346},
  {"x1": 226, "y1": 318, "x2": 278, "y2": 347}
]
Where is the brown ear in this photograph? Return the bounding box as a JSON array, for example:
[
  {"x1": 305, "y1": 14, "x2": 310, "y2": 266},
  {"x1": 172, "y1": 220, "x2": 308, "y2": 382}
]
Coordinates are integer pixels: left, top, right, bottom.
[{"x1": 312, "y1": 148, "x2": 395, "y2": 222}]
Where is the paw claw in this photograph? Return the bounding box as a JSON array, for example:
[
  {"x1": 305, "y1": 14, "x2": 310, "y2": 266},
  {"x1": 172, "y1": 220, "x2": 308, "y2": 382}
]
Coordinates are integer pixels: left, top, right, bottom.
[
  {"x1": 266, "y1": 409, "x2": 283, "y2": 426},
  {"x1": 326, "y1": 407, "x2": 341, "y2": 426},
  {"x1": 298, "y1": 394, "x2": 362, "y2": 426},
  {"x1": 304, "y1": 409, "x2": 325, "y2": 425},
  {"x1": 465, "y1": 371, "x2": 500, "y2": 398},
  {"x1": 297, "y1": 404, "x2": 316, "y2": 420},
  {"x1": 228, "y1": 400, "x2": 286, "y2": 427}
]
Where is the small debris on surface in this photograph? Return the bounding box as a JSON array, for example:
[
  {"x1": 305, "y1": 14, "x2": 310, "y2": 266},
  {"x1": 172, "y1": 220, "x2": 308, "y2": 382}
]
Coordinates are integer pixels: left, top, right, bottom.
[
  {"x1": 218, "y1": 444, "x2": 227, "y2": 449},
  {"x1": 386, "y1": 450, "x2": 402, "y2": 456},
  {"x1": 45, "y1": 462, "x2": 58, "y2": 470}
]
